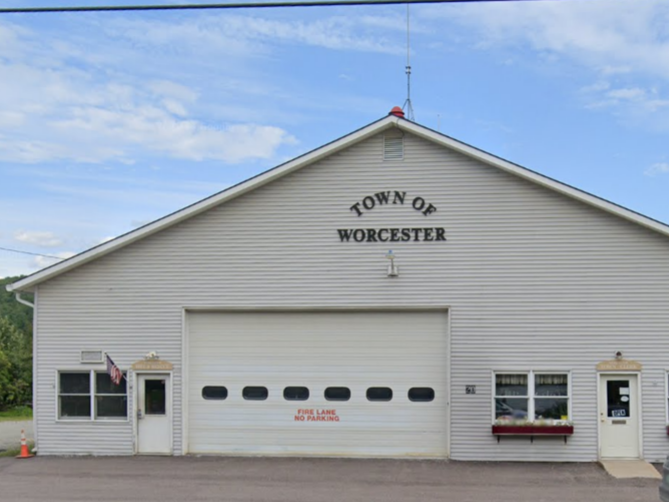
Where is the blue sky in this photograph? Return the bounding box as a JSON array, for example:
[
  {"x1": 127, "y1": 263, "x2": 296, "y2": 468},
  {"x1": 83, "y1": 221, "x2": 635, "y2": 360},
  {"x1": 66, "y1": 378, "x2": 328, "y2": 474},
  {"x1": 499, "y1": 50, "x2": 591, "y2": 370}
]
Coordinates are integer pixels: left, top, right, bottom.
[{"x1": 1, "y1": 0, "x2": 668, "y2": 277}]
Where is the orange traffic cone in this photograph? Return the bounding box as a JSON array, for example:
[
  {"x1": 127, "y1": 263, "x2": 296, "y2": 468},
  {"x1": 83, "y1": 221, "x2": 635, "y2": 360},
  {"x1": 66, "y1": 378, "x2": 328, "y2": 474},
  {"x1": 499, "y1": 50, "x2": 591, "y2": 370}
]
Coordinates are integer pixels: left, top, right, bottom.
[{"x1": 16, "y1": 429, "x2": 34, "y2": 459}]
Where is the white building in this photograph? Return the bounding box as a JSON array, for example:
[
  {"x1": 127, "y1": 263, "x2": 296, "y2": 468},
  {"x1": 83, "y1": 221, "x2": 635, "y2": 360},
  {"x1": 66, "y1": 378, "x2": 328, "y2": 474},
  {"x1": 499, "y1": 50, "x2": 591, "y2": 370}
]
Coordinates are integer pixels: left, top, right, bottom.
[{"x1": 7, "y1": 109, "x2": 669, "y2": 461}]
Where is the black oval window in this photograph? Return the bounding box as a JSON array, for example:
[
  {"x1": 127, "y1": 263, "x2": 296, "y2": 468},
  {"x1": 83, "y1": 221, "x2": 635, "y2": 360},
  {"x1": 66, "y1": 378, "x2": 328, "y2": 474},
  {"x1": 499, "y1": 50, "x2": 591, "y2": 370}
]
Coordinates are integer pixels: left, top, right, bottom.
[
  {"x1": 202, "y1": 386, "x2": 228, "y2": 400},
  {"x1": 366, "y1": 387, "x2": 393, "y2": 401},
  {"x1": 408, "y1": 387, "x2": 435, "y2": 402},
  {"x1": 284, "y1": 386, "x2": 309, "y2": 401},
  {"x1": 325, "y1": 387, "x2": 351, "y2": 401},
  {"x1": 243, "y1": 386, "x2": 268, "y2": 401}
]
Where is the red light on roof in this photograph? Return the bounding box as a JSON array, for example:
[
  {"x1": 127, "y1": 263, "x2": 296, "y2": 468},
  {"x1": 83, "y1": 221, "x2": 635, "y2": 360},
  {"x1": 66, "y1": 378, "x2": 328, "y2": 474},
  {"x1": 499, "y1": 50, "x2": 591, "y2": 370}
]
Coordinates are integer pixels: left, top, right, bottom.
[{"x1": 389, "y1": 106, "x2": 405, "y2": 118}]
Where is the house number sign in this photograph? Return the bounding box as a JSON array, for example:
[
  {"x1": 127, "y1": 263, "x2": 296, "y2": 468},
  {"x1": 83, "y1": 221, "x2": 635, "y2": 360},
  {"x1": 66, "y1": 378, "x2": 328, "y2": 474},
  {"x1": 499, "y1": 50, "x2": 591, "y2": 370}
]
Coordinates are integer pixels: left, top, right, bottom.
[{"x1": 337, "y1": 190, "x2": 447, "y2": 243}]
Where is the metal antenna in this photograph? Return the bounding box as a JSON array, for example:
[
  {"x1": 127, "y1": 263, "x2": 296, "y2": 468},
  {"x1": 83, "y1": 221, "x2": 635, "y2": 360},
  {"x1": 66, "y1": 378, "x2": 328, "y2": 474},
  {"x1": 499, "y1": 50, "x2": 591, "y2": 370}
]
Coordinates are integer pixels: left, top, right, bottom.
[{"x1": 402, "y1": 4, "x2": 415, "y2": 121}]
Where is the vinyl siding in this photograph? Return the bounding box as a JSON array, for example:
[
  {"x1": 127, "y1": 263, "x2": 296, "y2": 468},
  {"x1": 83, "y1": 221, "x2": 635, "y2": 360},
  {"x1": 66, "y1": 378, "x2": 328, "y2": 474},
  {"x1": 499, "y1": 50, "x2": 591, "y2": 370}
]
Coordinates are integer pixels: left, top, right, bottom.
[{"x1": 35, "y1": 130, "x2": 669, "y2": 460}]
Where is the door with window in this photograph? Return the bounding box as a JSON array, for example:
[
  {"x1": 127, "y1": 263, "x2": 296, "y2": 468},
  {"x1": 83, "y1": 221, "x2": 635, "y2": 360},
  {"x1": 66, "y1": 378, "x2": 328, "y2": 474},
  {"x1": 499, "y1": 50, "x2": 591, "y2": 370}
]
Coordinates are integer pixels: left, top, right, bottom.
[
  {"x1": 136, "y1": 374, "x2": 171, "y2": 454},
  {"x1": 599, "y1": 374, "x2": 639, "y2": 459}
]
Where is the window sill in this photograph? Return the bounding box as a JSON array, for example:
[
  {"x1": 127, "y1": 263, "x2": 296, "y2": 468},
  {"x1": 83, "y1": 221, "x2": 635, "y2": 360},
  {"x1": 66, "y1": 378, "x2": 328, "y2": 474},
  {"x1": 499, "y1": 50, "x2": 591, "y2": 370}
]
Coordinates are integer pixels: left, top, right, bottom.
[{"x1": 56, "y1": 418, "x2": 130, "y2": 424}]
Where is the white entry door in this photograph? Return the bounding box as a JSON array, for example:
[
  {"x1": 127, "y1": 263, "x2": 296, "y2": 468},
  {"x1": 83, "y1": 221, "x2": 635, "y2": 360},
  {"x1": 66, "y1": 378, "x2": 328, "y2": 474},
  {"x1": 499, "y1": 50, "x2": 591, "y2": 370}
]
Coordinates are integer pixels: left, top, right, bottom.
[
  {"x1": 137, "y1": 374, "x2": 171, "y2": 454},
  {"x1": 599, "y1": 374, "x2": 639, "y2": 459}
]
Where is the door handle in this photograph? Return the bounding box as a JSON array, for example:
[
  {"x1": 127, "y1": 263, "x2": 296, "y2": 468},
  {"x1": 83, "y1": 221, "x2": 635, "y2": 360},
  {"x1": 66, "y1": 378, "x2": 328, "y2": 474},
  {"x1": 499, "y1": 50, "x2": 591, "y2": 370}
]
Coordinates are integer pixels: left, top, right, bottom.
[{"x1": 137, "y1": 409, "x2": 144, "y2": 420}]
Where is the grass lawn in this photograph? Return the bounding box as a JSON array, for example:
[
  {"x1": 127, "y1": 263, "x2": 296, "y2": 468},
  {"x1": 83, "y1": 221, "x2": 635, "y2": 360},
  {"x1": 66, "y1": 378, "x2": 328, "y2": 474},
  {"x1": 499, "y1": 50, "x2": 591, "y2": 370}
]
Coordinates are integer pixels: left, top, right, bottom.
[
  {"x1": 0, "y1": 406, "x2": 32, "y2": 422},
  {"x1": 0, "y1": 442, "x2": 34, "y2": 458}
]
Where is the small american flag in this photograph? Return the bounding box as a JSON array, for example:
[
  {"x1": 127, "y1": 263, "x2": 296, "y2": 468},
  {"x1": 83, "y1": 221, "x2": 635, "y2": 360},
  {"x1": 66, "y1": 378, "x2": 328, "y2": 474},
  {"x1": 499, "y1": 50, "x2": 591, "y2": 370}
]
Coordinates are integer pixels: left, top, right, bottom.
[{"x1": 105, "y1": 354, "x2": 123, "y2": 386}]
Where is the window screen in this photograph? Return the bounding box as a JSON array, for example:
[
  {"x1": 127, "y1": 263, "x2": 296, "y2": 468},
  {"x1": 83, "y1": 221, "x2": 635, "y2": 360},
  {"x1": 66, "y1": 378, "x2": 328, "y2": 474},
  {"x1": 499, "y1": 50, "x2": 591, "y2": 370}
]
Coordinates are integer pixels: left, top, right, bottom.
[
  {"x1": 534, "y1": 374, "x2": 568, "y2": 420},
  {"x1": 494, "y1": 374, "x2": 528, "y2": 420},
  {"x1": 95, "y1": 372, "x2": 127, "y2": 418},
  {"x1": 59, "y1": 373, "x2": 91, "y2": 418}
]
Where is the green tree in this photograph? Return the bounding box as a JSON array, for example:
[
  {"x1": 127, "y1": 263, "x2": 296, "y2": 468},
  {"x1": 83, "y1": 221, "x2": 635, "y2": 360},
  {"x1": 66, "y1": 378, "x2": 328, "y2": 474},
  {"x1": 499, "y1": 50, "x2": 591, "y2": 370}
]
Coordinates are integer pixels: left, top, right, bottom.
[
  {"x1": 0, "y1": 279, "x2": 33, "y2": 410},
  {"x1": 0, "y1": 277, "x2": 33, "y2": 335},
  {"x1": 0, "y1": 348, "x2": 13, "y2": 409}
]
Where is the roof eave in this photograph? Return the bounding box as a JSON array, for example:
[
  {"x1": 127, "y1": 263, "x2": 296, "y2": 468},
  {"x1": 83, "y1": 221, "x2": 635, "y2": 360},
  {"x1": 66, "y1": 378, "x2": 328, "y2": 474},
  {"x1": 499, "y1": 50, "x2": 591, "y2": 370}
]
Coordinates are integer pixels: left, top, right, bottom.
[
  {"x1": 6, "y1": 115, "x2": 401, "y2": 292},
  {"x1": 396, "y1": 120, "x2": 669, "y2": 240}
]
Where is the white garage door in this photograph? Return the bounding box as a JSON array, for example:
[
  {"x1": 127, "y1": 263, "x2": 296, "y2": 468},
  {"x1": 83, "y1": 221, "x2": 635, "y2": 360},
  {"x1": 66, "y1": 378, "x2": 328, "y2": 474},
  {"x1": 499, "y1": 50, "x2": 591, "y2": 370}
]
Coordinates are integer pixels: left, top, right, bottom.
[{"x1": 186, "y1": 311, "x2": 448, "y2": 457}]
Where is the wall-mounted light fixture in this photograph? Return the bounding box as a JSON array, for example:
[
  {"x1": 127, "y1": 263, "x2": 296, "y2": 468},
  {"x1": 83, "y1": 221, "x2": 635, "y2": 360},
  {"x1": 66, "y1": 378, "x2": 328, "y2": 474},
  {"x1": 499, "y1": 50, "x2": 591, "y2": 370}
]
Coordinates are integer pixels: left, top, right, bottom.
[
  {"x1": 386, "y1": 250, "x2": 399, "y2": 277},
  {"x1": 615, "y1": 351, "x2": 623, "y2": 360}
]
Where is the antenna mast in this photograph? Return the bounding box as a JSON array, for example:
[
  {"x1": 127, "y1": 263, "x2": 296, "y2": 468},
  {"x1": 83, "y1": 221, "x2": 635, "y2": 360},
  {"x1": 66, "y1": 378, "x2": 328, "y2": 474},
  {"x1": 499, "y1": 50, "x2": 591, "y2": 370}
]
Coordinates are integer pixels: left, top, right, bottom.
[{"x1": 402, "y1": 4, "x2": 415, "y2": 121}]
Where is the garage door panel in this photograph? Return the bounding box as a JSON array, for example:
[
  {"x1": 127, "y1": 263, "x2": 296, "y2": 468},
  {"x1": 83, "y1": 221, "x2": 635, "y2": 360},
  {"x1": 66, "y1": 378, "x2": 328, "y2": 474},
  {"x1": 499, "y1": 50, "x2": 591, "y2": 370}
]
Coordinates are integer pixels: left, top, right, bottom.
[{"x1": 187, "y1": 311, "x2": 448, "y2": 457}]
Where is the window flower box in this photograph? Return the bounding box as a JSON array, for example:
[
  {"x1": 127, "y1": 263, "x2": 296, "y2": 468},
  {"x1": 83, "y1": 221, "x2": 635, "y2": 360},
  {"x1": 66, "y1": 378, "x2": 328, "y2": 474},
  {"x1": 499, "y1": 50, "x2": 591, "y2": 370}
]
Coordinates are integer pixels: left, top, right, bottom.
[{"x1": 492, "y1": 421, "x2": 573, "y2": 443}]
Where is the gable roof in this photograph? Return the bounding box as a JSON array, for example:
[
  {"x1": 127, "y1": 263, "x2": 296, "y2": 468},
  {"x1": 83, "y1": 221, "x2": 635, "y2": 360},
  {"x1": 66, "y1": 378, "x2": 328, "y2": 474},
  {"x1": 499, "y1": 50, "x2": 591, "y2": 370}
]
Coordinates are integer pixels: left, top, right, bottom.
[{"x1": 8, "y1": 113, "x2": 669, "y2": 292}]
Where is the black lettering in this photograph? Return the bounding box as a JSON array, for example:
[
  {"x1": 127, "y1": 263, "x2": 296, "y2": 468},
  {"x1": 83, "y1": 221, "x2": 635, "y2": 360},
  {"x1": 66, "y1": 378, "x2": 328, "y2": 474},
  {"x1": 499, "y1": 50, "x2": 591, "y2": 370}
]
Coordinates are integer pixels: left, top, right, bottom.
[
  {"x1": 392, "y1": 191, "x2": 406, "y2": 205},
  {"x1": 412, "y1": 197, "x2": 426, "y2": 211},
  {"x1": 338, "y1": 229, "x2": 353, "y2": 242},
  {"x1": 362, "y1": 196, "x2": 376, "y2": 211},
  {"x1": 422, "y1": 203, "x2": 437, "y2": 216},
  {"x1": 401, "y1": 229, "x2": 411, "y2": 242},
  {"x1": 424, "y1": 228, "x2": 434, "y2": 241},
  {"x1": 375, "y1": 191, "x2": 391, "y2": 205},
  {"x1": 436, "y1": 228, "x2": 447, "y2": 241},
  {"x1": 412, "y1": 228, "x2": 422, "y2": 241},
  {"x1": 390, "y1": 228, "x2": 400, "y2": 242},
  {"x1": 367, "y1": 229, "x2": 378, "y2": 242},
  {"x1": 378, "y1": 229, "x2": 389, "y2": 242},
  {"x1": 350, "y1": 202, "x2": 363, "y2": 217},
  {"x1": 353, "y1": 229, "x2": 366, "y2": 242}
]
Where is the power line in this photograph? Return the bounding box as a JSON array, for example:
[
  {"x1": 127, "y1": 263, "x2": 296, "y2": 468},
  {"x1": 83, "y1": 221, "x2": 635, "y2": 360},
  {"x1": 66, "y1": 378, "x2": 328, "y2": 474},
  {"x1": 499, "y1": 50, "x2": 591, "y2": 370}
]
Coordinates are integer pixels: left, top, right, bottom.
[
  {"x1": 0, "y1": 0, "x2": 559, "y2": 15},
  {"x1": 0, "y1": 247, "x2": 62, "y2": 260}
]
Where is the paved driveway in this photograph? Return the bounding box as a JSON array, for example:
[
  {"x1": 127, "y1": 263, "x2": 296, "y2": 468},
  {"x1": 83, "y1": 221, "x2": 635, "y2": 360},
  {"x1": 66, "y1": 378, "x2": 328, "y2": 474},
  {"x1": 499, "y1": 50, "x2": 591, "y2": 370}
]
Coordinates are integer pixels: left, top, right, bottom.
[
  {"x1": 0, "y1": 456, "x2": 660, "y2": 502},
  {"x1": 0, "y1": 420, "x2": 33, "y2": 451}
]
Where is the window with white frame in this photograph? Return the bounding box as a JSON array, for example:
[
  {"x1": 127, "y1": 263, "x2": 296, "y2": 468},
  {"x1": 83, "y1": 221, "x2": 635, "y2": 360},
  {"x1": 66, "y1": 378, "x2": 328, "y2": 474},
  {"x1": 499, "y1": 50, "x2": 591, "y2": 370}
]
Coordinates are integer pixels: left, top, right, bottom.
[
  {"x1": 58, "y1": 371, "x2": 127, "y2": 420},
  {"x1": 494, "y1": 372, "x2": 570, "y2": 422}
]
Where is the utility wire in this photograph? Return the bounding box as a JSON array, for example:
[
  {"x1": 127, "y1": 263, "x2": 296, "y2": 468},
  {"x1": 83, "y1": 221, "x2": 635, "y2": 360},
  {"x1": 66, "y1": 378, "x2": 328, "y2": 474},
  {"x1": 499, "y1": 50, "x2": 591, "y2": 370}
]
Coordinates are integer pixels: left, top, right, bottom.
[
  {"x1": 0, "y1": 0, "x2": 559, "y2": 14},
  {"x1": 0, "y1": 247, "x2": 62, "y2": 260}
]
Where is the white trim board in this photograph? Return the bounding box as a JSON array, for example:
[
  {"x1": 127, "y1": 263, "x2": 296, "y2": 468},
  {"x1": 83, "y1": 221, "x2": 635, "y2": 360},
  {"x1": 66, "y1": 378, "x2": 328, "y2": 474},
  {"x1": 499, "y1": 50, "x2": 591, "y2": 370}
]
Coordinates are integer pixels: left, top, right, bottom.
[{"x1": 8, "y1": 114, "x2": 669, "y2": 293}]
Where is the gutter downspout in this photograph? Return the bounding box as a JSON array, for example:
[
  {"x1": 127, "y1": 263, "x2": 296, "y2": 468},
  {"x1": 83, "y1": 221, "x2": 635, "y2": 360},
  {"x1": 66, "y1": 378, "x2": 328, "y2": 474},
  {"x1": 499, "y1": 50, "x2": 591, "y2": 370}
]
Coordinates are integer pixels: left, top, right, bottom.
[
  {"x1": 14, "y1": 291, "x2": 37, "y2": 454},
  {"x1": 14, "y1": 292, "x2": 35, "y2": 309}
]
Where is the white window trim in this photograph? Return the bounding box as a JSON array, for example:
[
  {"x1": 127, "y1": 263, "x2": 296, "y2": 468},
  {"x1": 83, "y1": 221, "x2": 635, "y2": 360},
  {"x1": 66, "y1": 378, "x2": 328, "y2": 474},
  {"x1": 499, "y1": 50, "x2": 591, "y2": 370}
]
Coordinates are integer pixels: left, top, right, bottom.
[
  {"x1": 492, "y1": 370, "x2": 572, "y2": 424},
  {"x1": 56, "y1": 369, "x2": 129, "y2": 423}
]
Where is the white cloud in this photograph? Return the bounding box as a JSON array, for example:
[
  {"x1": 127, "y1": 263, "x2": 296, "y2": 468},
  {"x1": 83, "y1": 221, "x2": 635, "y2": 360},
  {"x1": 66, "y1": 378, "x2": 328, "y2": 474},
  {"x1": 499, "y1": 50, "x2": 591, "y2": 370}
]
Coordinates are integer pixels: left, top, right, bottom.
[
  {"x1": 433, "y1": 1, "x2": 669, "y2": 80},
  {"x1": 645, "y1": 162, "x2": 669, "y2": 177},
  {"x1": 581, "y1": 84, "x2": 669, "y2": 114},
  {"x1": 0, "y1": 21, "x2": 299, "y2": 165},
  {"x1": 97, "y1": 236, "x2": 116, "y2": 245},
  {"x1": 14, "y1": 231, "x2": 63, "y2": 248},
  {"x1": 50, "y1": 106, "x2": 297, "y2": 163},
  {"x1": 32, "y1": 251, "x2": 76, "y2": 270},
  {"x1": 607, "y1": 88, "x2": 646, "y2": 101},
  {"x1": 106, "y1": 14, "x2": 406, "y2": 56}
]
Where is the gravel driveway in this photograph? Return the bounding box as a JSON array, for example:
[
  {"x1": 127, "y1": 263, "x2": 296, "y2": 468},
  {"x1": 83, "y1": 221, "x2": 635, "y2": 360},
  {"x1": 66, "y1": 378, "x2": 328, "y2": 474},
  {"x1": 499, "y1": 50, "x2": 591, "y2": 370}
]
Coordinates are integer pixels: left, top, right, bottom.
[
  {"x1": 0, "y1": 456, "x2": 660, "y2": 502},
  {"x1": 0, "y1": 420, "x2": 33, "y2": 451}
]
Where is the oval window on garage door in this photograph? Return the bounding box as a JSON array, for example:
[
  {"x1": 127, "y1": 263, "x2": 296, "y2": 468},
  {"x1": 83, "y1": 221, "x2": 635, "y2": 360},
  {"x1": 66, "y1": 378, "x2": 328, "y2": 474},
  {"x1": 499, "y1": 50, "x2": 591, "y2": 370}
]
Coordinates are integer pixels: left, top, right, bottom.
[
  {"x1": 408, "y1": 387, "x2": 435, "y2": 402},
  {"x1": 243, "y1": 386, "x2": 268, "y2": 401},
  {"x1": 325, "y1": 387, "x2": 351, "y2": 401},
  {"x1": 367, "y1": 387, "x2": 393, "y2": 401},
  {"x1": 202, "y1": 386, "x2": 228, "y2": 400},
  {"x1": 284, "y1": 387, "x2": 309, "y2": 401}
]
